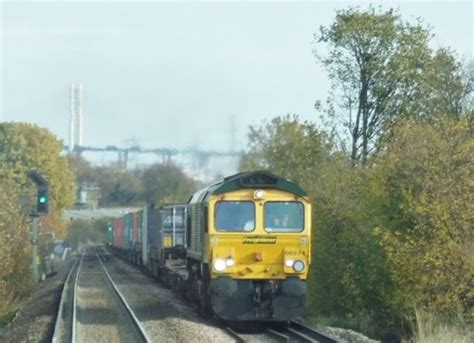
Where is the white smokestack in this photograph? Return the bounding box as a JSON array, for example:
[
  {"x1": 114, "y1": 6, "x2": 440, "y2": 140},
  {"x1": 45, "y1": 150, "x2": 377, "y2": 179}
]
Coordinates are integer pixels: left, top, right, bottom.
[{"x1": 69, "y1": 84, "x2": 76, "y2": 153}]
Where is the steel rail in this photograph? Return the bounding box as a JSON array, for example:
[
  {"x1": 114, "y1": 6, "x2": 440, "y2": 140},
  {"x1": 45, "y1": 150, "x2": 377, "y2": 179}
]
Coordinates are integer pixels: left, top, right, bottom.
[
  {"x1": 286, "y1": 327, "x2": 317, "y2": 342},
  {"x1": 266, "y1": 328, "x2": 290, "y2": 342},
  {"x1": 95, "y1": 249, "x2": 151, "y2": 343},
  {"x1": 224, "y1": 327, "x2": 247, "y2": 343},
  {"x1": 288, "y1": 320, "x2": 338, "y2": 343},
  {"x1": 71, "y1": 254, "x2": 84, "y2": 343},
  {"x1": 51, "y1": 258, "x2": 80, "y2": 343}
]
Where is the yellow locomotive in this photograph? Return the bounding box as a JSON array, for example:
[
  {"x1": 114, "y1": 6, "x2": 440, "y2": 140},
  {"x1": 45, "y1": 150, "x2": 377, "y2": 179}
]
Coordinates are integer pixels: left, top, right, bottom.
[{"x1": 185, "y1": 171, "x2": 311, "y2": 321}]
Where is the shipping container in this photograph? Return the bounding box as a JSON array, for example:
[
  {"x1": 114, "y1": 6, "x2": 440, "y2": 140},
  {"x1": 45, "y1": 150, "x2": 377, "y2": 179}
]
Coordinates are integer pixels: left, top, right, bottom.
[
  {"x1": 160, "y1": 204, "x2": 187, "y2": 249},
  {"x1": 142, "y1": 207, "x2": 148, "y2": 265},
  {"x1": 146, "y1": 206, "x2": 161, "y2": 255},
  {"x1": 130, "y1": 210, "x2": 143, "y2": 264},
  {"x1": 113, "y1": 217, "x2": 124, "y2": 249},
  {"x1": 124, "y1": 213, "x2": 133, "y2": 250},
  {"x1": 133, "y1": 211, "x2": 142, "y2": 244},
  {"x1": 146, "y1": 205, "x2": 162, "y2": 276}
]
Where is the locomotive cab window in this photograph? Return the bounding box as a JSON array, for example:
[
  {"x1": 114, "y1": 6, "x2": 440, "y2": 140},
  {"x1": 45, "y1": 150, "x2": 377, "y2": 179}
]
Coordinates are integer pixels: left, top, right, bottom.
[
  {"x1": 215, "y1": 201, "x2": 255, "y2": 232},
  {"x1": 264, "y1": 201, "x2": 304, "y2": 232}
]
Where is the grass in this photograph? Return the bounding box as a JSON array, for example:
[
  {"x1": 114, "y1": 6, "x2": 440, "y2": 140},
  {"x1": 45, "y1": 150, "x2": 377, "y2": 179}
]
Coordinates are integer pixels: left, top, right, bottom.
[
  {"x1": 0, "y1": 294, "x2": 20, "y2": 330},
  {"x1": 0, "y1": 311, "x2": 16, "y2": 329},
  {"x1": 411, "y1": 310, "x2": 473, "y2": 343},
  {"x1": 306, "y1": 309, "x2": 473, "y2": 342}
]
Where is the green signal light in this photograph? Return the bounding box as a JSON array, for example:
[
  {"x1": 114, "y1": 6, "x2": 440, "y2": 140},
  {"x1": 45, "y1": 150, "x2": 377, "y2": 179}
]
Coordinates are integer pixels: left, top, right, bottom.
[{"x1": 39, "y1": 196, "x2": 48, "y2": 204}]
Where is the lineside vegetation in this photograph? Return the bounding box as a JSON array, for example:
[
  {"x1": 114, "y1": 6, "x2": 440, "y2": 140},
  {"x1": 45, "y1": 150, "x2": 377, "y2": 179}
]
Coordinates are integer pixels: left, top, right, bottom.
[
  {"x1": 241, "y1": 7, "x2": 473, "y2": 341},
  {"x1": 0, "y1": 123, "x2": 76, "y2": 325}
]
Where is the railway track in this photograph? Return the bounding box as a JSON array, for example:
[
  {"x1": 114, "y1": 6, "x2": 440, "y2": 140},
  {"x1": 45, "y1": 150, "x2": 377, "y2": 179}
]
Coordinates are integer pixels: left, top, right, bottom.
[
  {"x1": 52, "y1": 257, "x2": 80, "y2": 343},
  {"x1": 222, "y1": 320, "x2": 338, "y2": 343},
  {"x1": 266, "y1": 320, "x2": 338, "y2": 342},
  {"x1": 52, "y1": 248, "x2": 150, "y2": 342},
  {"x1": 53, "y1": 247, "x2": 336, "y2": 343},
  {"x1": 287, "y1": 320, "x2": 337, "y2": 342},
  {"x1": 224, "y1": 326, "x2": 247, "y2": 342}
]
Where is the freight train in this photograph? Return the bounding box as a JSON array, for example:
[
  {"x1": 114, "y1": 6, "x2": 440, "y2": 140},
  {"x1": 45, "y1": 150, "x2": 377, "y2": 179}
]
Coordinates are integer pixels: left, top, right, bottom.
[{"x1": 109, "y1": 171, "x2": 312, "y2": 322}]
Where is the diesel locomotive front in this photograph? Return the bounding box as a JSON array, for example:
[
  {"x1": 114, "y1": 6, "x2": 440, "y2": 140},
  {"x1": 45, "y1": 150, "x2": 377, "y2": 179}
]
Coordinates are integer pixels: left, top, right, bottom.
[{"x1": 185, "y1": 171, "x2": 312, "y2": 321}]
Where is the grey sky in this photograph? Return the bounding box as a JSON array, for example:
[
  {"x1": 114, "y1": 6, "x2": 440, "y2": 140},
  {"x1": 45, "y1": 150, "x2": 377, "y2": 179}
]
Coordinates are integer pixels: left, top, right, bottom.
[{"x1": 1, "y1": 1, "x2": 473, "y2": 154}]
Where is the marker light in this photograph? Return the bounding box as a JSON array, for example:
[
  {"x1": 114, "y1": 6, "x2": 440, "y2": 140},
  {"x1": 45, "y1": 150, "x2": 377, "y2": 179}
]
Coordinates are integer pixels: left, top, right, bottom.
[
  {"x1": 284, "y1": 259, "x2": 294, "y2": 267},
  {"x1": 253, "y1": 190, "x2": 265, "y2": 200},
  {"x1": 293, "y1": 260, "x2": 305, "y2": 272}
]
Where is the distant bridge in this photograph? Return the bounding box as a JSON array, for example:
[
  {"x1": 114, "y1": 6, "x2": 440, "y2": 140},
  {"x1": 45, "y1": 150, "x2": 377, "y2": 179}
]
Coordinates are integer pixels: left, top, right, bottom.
[{"x1": 63, "y1": 145, "x2": 242, "y2": 169}]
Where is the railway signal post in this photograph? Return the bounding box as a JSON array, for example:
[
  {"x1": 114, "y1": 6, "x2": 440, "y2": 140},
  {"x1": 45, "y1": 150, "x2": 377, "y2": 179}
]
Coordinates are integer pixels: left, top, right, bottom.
[{"x1": 27, "y1": 171, "x2": 49, "y2": 282}]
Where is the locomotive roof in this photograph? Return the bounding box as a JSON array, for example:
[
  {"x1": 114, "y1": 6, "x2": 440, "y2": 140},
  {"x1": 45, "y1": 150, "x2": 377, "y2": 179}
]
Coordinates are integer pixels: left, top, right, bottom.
[{"x1": 207, "y1": 171, "x2": 307, "y2": 197}]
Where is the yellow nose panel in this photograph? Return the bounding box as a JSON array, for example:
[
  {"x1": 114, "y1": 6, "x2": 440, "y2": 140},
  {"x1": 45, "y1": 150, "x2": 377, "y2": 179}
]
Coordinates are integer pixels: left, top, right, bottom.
[{"x1": 209, "y1": 235, "x2": 310, "y2": 280}]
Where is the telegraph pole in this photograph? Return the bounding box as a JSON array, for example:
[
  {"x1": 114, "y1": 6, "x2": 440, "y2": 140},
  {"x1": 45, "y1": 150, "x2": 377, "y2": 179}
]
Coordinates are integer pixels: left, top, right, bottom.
[{"x1": 27, "y1": 171, "x2": 49, "y2": 283}]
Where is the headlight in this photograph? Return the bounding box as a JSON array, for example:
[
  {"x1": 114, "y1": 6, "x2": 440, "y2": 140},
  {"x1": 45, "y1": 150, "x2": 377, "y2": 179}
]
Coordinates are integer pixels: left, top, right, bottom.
[
  {"x1": 293, "y1": 260, "x2": 305, "y2": 272},
  {"x1": 214, "y1": 259, "x2": 226, "y2": 271},
  {"x1": 213, "y1": 258, "x2": 235, "y2": 272},
  {"x1": 284, "y1": 259, "x2": 294, "y2": 267}
]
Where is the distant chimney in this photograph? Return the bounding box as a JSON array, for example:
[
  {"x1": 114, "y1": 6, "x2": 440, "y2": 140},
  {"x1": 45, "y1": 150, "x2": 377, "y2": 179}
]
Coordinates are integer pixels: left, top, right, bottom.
[{"x1": 69, "y1": 83, "x2": 83, "y2": 153}]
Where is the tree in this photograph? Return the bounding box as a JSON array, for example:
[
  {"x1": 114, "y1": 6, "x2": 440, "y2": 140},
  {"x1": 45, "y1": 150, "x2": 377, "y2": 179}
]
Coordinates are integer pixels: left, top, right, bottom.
[
  {"x1": 66, "y1": 155, "x2": 96, "y2": 186},
  {"x1": 66, "y1": 218, "x2": 110, "y2": 250},
  {"x1": 313, "y1": 8, "x2": 472, "y2": 163},
  {"x1": 0, "y1": 175, "x2": 31, "y2": 309},
  {"x1": 0, "y1": 122, "x2": 76, "y2": 313},
  {"x1": 67, "y1": 156, "x2": 144, "y2": 207},
  {"x1": 372, "y1": 117, "x2": 473, "y2": 319},
  {"x1": 414, "y1": 48, "x2": 474, "y2": 122},
  {"x1": 67, "y1": 156, "x2": 198, "y2": 207},
  {"x1": 0, "y1": 123, "x2": 75, "y2": 236},
  {"x1": 95, "y1": 166, "x2": 143, "y2": 206},
  {"x1": 141, "y1": 163, "x2": 197, "y2": 205},
  {"x1": 240, "y1": 114, "x2": 333, "y2": 188}
]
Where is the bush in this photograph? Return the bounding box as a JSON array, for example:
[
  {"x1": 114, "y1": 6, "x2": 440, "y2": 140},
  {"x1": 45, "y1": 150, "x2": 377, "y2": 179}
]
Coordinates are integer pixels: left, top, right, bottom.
[
  {"x1": 0, "y1": 176, "x2": 31, "y2": 320},
  {"x1": 373, "y1": 118, "x2": 473, "y2": 322}
]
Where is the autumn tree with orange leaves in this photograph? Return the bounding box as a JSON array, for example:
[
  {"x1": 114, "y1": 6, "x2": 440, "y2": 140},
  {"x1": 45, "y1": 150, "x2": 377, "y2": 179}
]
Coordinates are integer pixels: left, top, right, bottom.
[{"x1": 0, "y1": 123, "x2": 75, "y2": 316}]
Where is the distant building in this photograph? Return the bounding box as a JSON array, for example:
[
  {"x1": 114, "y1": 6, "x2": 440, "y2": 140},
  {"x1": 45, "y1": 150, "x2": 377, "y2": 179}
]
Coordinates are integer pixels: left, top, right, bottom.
[{"x1": 76, "y1": 183, "x2": 101, "y2": 209}]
